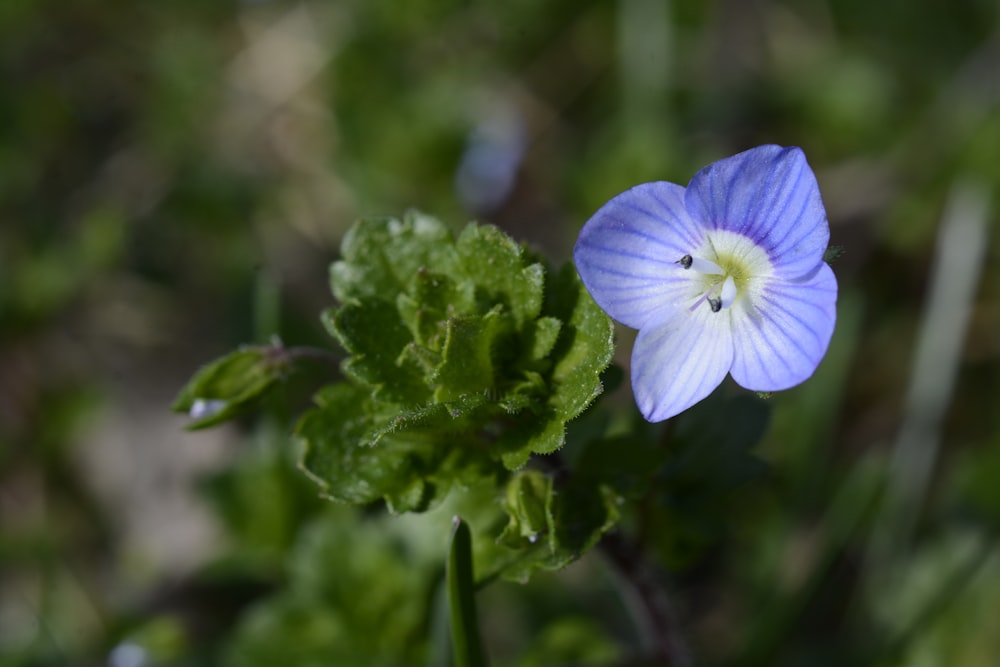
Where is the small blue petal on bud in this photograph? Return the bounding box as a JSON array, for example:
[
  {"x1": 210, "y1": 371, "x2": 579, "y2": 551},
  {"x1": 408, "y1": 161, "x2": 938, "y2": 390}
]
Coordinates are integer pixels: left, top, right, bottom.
[{"x1": 189, "y1": 398, "x2": 228, "y2": 420}]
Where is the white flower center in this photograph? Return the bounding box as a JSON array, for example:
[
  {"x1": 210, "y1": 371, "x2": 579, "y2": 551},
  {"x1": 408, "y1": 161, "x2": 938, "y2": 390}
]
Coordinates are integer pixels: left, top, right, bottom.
[{"x1": 676, "y1": 230, "x2": 773, "y2": 313}]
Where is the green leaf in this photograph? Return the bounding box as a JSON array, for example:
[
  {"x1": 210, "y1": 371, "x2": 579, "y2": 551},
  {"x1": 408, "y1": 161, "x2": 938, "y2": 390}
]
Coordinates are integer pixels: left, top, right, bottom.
[
  {"x1": 447, "y1": 517, "x2": 487, "y2": 667},
  {"x1": 172, "y1": 346, "x2": 289, "y2": 429},
  {"x1": 325, "y1": 299, "x2": 427, "y2": 405},
  {"x1": 297, "y1": 384, "x2": 449, "y2": 511},
  {"x1": 397, "y1": 269, "x2": 473, "y2": 347},
  {"x1": 497, "y1": 413, "x2": 565, "y2": 470},
  {"x1": 455, "y1": 223, "x2": 545, "y2": 326},
  {"x1": 329, "y1": 212, "x2": 459, "y2": 304},
  {"x1": 433, "y1": 307, "x2": 505, "y2": 402},
  {"x1": 498, "y1": 470, "x2": 553, "y2": 548},
  {"x1": 550, "y1": 480, "x2": 619, "y2": 558},
  {"x1": 376, "y1": 393, "x2": 491, "y2": 441},
  {"x1": 544, "y1": 264, "x2": 615, "y2": 421},
  {"x1": 492, "y1": 469, "x2": 620, "y2": 582},
  {"x1": 527, "y1": 316, "x2": 562, "y2": 363}
]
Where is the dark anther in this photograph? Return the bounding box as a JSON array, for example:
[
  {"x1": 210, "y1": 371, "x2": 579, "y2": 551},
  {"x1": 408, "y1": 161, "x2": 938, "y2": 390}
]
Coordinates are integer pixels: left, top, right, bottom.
[
  {"x1": 708, "y1": 297, "x2": 722, "y2": 313},
  {"x1": 677, "y1": 254, "x2": 693, "y2": 269}
]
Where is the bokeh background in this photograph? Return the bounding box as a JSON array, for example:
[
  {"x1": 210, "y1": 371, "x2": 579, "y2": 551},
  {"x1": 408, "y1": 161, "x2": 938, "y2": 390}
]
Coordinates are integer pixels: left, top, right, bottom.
[{"x1": 2, "y1": 0, "x2": 1000, "y2": 665}]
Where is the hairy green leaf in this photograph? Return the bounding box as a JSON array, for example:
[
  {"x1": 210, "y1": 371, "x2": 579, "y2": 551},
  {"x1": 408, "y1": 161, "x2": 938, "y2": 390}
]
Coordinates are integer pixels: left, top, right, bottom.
[
  {"x1": 297, "y1": 384, "x2": 449, "y2": 512},
  {"x1": 329, "y1": 212, "x2": 458, "y2": 303},
  {"x1": 498, "y1": 470, "x2": 552, "y2": 549},
  {"x1": 544, "y1": 264, "x2": 615, "y2": 421},
  {"x1": 497, "y1": 413, "x2": 565, "y2": 470},
  {"x1": 433, "y1": 307, "x2": 505, "y2": 402},
  {"x1": 325, "y1": 300, "x2": 427, "y2": 405},
  {"x1": 527, "y1": 316, "x2": 562, "y2": 363},
  {"x1": 397, "y1": 269, "x2": 472, "y2": 347},
  {"x1": 492, "y1": 468, "x2": 620, "y2": 582},
  {"x1": 455, "y1": 223, "x2": 544, "y2": 327}
]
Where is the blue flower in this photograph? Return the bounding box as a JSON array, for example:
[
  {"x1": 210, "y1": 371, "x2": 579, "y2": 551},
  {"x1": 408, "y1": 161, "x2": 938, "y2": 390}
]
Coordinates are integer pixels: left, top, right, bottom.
[{"x1": 574, "y1": 145, "x2": 838, "y2": 422}]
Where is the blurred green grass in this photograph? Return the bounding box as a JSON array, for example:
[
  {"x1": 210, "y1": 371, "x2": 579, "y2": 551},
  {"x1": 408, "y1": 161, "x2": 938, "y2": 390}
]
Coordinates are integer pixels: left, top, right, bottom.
[{"x1": 2, "y1": 0, "x2": 999, "y2": 665}]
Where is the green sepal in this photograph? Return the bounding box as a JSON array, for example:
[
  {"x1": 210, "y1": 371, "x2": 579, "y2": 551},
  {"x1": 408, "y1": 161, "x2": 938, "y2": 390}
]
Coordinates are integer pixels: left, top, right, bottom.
[
  {"x1": 823, "y1": 245, "x2": 847, "y2": 263},
  {"x1": 172, "y1": 346, "x2": 289, "y2": 429}
]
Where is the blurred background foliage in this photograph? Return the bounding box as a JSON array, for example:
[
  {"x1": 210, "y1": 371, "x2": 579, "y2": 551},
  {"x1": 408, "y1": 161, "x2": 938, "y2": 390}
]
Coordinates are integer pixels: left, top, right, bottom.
[{"x1": 2, "y1": 0, "x2": 999, "y2": 665}]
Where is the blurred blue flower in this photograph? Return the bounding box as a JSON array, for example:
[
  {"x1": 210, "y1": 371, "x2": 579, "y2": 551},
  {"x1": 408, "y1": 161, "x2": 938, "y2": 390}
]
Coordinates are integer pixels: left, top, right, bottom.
[
  {"x1": 455, "y1": 105, "x2": 527, "y2": 214},
  {"x1": 574, "y1": 145, "x2": 838, "y2": 422}
]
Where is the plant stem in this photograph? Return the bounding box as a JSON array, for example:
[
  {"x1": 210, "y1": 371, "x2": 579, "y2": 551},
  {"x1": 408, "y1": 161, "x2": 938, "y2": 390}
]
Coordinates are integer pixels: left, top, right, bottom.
[
  {"x1": 274, "y1": 345, "x2": 342, "y2": 369},
  {"x1": 600, "y1": 530, "x2": 691, "y2": 667},
  {"x1": 536, "y1": 449, "x2": 691, "y2": 665}
]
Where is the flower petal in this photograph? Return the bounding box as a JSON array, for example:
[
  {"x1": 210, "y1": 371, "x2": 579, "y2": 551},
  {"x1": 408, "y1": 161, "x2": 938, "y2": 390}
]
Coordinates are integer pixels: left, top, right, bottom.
[
  {"x1": 574, "y1": 182, "x2": 706, "y2": 329},
  {"x1": 631, "y1": 306, "x2": 734, "y2": 422},
  {"x1": 729, "y1": 262, "x2": 837, "y2": 391},
  {"x1": 684, "y1": 145, "x2": 829, "y2": 279}
]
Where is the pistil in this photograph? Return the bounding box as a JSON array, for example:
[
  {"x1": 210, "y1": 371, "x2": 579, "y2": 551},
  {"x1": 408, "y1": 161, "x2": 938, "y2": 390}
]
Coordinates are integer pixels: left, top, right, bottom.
[{"x1": 679, "y1": 255, "x2": 738, "y2": 313}]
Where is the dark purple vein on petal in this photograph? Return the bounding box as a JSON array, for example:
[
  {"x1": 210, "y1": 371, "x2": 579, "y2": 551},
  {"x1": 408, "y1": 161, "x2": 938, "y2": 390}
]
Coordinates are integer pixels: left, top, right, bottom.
[
  {"x1": 758, "y1": 292, "x2": 827, "y2": 347},
  {"x1": 755, "y1": 304, "x2": 817, "y2": 365},
  {"x1": 577, "y1": 238, "x2": 674, "y2": 266}
]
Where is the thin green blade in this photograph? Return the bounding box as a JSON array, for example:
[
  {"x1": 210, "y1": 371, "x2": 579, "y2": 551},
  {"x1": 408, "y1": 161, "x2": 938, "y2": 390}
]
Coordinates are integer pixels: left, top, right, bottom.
[{"x1": 447, "y1": 516, "x2": 486, "y2": 667}]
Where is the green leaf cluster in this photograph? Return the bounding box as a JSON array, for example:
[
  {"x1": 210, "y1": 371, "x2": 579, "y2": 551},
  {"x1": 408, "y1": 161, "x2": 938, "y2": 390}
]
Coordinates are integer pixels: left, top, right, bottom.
[{"x1": 297, "y1": 212, "x2": 614, "y2": 513}]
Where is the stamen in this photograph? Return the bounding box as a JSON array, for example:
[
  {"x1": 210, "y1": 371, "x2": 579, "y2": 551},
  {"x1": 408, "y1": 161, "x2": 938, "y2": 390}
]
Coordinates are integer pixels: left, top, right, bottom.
[
  {"x1": 677, "y1": 254, "x2": 693, "y2": 269},
  {"x1": 708, "y1": 297, "x2": 722, "y2": 313}
]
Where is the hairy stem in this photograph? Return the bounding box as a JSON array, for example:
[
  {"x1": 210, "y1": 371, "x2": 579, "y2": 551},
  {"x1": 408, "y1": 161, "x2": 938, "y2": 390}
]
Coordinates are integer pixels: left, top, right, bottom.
[{"x1": 272, "y1": 345, "x2": 341, "y2": 369}]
